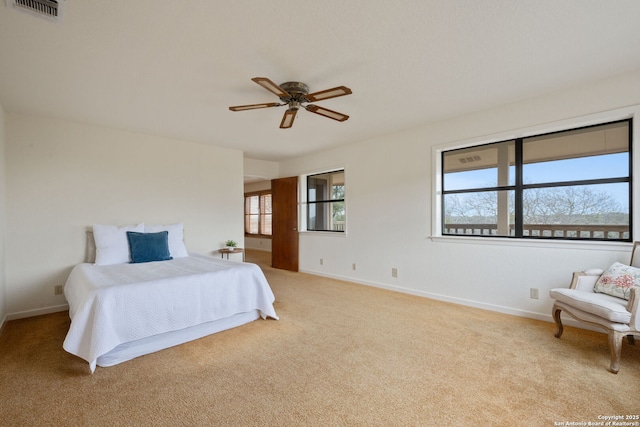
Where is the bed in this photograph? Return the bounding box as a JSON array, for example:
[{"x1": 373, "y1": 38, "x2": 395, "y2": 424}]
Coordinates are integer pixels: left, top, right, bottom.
[{"x1": 62, "y1": 224, "x2": 278, "y2": 373}]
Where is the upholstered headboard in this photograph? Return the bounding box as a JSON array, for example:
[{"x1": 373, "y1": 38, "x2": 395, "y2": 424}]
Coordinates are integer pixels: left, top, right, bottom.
[{"x1": 85, "y1": 230, "x2": 96, "y2": 264}]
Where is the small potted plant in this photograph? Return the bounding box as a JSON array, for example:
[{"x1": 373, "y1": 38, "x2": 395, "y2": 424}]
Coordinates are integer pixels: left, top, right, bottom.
[{"x1": 225, "y1": 240, "x2": 238, "y2": 251}]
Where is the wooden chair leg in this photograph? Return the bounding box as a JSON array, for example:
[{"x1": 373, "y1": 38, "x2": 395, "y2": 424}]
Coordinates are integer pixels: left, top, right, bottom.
[
  {"x1": 552, "y1": 305, "x2": 564, "y2": 339},
  {"x1": 608, "y1": 332, "x2": 623, "y2": 374}
]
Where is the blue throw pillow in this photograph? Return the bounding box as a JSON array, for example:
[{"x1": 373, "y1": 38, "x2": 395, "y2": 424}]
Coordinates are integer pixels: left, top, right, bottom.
[{"x1": 126, "y1": 231, "x2": 173, "y2": 263}]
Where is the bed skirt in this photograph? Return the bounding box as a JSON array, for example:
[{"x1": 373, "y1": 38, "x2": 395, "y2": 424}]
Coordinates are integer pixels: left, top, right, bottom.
[{"x1": 96, "y1": 310, "x2": 261, "y2": 368}]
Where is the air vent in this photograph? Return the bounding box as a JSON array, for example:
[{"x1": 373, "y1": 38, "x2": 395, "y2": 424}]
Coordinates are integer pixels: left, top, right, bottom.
[
  {"x1": 6, "y1": 0, "x2": 63, "y2": 22},
  {"x1": 459, "y1": 155, "x2": 481, "y2": 164}
]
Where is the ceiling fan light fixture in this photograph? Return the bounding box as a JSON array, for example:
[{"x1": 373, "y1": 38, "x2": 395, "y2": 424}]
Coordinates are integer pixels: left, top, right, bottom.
[
  {"x1": 305, "y1": 104, "x2": 349, "y2": 122},
  {"x1": 280, "y1": 108, "x2": 298, "y2": 129},
  {"x1": 230, "y1": 77, "x2": 352, "y2": 128}
]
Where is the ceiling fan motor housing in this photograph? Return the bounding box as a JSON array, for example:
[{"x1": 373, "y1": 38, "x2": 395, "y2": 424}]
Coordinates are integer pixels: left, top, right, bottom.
[{"x1": 279, "y1": 82, "x2": 310, "y2": 104}]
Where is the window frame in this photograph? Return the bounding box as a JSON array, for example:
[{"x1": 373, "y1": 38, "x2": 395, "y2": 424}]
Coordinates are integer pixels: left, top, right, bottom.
[
  {"x1": 303, "y1": 168, "x2": 346, "y2": 233},
  {"x1": 244, "y1": 190, "x2": 272, "y2": 238},
  {"x1": 432, "y1": 106, "x2": 640, "y2": 248}
]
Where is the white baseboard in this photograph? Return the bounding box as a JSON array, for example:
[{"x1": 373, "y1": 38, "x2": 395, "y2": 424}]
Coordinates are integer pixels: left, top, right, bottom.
[
  {"x1": 300, "y1": 268, "x2": 604, "y2": 333},
  {"x1": 3, "y1": 270, "x2": 608, "y2": 336},
  {"x1": 7, "y1": 304, "x2": 69, "y2": 321},
  {"x1": 0, "y1": 313, "x2": 7, "y2": 336}
]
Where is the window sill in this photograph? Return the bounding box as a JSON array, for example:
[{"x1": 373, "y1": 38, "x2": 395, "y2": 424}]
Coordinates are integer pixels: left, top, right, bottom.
[
  {"x1": 300, "y1": 231, "x2": 347, "y2": 237},
  {"x1": 429, "y1": 235, "x2": 632, "y2": 252}
]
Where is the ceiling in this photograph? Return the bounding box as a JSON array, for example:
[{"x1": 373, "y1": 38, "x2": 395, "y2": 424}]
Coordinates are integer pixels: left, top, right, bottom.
[{"x1": 2, "y1": 1, "x2": 640, "y2": 163}]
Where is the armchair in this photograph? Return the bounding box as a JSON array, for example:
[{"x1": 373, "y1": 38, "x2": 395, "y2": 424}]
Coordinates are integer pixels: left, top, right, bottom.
[{"x1": 550, "y1": 242, "x2": 640, "y2": 374}]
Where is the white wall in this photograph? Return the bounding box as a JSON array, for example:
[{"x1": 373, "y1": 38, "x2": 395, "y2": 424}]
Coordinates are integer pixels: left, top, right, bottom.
[
  {"x1": 244, "y1": 158, "x2": 279, "y2": 182},
  {"x1": 0, "y1": 103, "x2": 6, "y2": 326},
  {"x1": 5, "y1": 113, "x2": 245, "y2": 318},
  {"x1": 280, "y1": 70, "x2": 640, "y2": 324}
]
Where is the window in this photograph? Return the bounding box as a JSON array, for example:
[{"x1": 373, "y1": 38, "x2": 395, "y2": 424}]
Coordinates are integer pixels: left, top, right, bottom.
[
  {"x1": 244, "y1": 191, "x2": 272, "y2": 236},
  {"x1": 441, "y1": 120, "x2": 632, "y2": 241},
  {"x1": 307, "y1": 169, "x2": 345, "y2": 232}
]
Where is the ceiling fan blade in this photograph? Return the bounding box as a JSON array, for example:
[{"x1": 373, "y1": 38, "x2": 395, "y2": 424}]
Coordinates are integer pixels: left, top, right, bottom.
[
  {"x1": 229, "y1": 102, "x2": 281, "y2": 111},
  {"x1": 251, "y1": 77, "x2": 290, "y2": 98},
  {"x1": 305, "y1": 86, "x2": 352, "y2": 102},
  {"x1": 280, "y1": 108, "x2": 298, "y2": 129},
  {"x1": 305, "y1": 104, "x2": 349, "y2": 122}
]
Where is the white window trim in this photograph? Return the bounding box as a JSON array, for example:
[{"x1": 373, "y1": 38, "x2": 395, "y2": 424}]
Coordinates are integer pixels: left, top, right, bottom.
[{"x1": 430, "y1": 105, "x2": 640, "y2": 251}]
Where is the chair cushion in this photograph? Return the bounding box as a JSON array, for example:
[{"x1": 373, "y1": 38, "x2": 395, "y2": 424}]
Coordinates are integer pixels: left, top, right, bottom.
[{"x1": 550, "y1": 288, "x2": 631, "y2": 324}]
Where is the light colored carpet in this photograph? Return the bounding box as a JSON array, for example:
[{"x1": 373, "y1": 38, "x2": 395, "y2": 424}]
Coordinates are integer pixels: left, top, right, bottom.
[{"x1": 1, "y1": 249, "x2": 638, "y2": 426}]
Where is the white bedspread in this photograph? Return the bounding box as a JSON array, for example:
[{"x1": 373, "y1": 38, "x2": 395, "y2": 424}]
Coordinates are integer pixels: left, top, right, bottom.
[{"x1": 63, "y1": 254, "x2": 278, "y2": 372}]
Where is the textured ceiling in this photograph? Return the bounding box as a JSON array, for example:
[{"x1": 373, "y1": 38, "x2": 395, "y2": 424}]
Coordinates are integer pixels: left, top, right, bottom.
[{"x1": 2, "y1": 1, "x2": 640, "y2": 161}]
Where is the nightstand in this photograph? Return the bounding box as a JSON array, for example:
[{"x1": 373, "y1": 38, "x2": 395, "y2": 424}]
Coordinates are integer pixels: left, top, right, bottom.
[{"x1": 218, "y1": 248, "x2": 245, "y2": 261}]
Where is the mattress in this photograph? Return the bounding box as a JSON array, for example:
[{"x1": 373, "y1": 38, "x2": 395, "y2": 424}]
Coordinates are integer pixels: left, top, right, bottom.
[{"x1": 63, "y1": 254, "x2": 278, "y2": 372}]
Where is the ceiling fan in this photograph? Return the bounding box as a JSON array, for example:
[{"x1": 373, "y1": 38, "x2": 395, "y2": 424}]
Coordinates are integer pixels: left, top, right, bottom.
[{"x1": 229, "y1": 77, "x2": 352, "y2": 129}]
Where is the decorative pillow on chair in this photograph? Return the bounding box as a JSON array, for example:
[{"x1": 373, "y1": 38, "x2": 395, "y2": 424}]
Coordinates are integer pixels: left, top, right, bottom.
[
  {"x1": 126, "y1": 231, "x2": 173, "y2": 263},
  {"x1": 594, "y1": 262, "x2": 640, "y2": 300},
  {"x1": 93, "y1": 223, "x2": 144, "y2": 265}
]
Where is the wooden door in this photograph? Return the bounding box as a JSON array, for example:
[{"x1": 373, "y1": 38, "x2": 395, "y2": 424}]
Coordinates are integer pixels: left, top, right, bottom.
[{"x1": 271, "y1": 176, "x2": 299, "y2": 271}]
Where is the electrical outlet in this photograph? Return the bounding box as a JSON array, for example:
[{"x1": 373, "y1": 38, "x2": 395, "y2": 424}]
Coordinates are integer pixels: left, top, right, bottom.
[
  {"x1": 352, "y1": 263, "x2": 356, "y2": 271},
  {"x1": 391, "y1": 268, "x2": 398, "y2": 278},
  {"x1": 320, "y1": 258, "x2": 323, "y2": 265},
  {"x1": 54, "y1": 285, "x2": 64, "y2": 295},
  {"x1": 530, "y1": 288, "x2": 539, "y2": 299}
]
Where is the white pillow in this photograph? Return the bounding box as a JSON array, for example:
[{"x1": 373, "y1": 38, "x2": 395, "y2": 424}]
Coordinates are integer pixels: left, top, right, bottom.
[
  {"x1": 93, "y1": 223, "x2": 144, "y2": 265},
  {"x1": 144, "y1": 223, "x2": 188, "y2": 258}
]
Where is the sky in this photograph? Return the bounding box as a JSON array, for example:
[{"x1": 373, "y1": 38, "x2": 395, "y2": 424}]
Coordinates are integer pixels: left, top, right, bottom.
[{"x1": 444, "y1": 153, "x2": 629, "y2": 211}]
